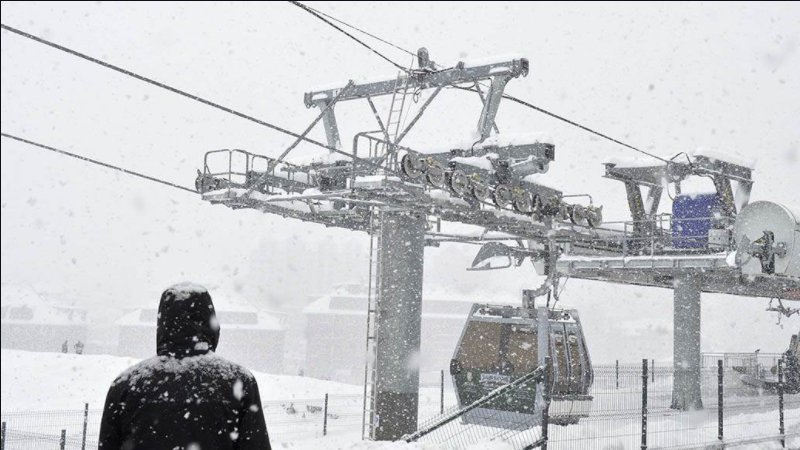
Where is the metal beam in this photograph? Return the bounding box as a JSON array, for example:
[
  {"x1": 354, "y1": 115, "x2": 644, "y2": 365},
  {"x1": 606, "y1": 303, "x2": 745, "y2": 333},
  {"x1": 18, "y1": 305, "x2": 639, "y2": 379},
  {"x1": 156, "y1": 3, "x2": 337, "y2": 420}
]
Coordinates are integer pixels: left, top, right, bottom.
[
  {"x1": 366, "y1": 96, "x2": 391, "y2": 144},
  {"x1": 304, "y1": 57, "x2": 529, "y2": 106},
  {"x1": 645, "y1": 186, "x2": 662, "y2": 217},
  {"x1": 394, "y1": 85, "x2": 443, "y2": 145},
  {"x1": 556, "y1": 253, "x2": 731, "y2": 272},
  {"x1": 623, "y1": 182, "x2": 654, "y2": 241},
  {"x1": 314, "y1": 98, "x2": 342, "y2": 149},
  {"x1": 712, "y1": 174, "x2": 737, "y2": 217},
  {"x1": 474, "y1": 82, "x2": 500, "y2": 134},
  {"x1": 477, "y1": 75, "x2": 510, "y2": 141},
  {"x1": 552, "y1": 261, "x2": 800, "y2": 300},
  {"x1": 692, "y1": 155, "x2": 753, "y2": 184}
]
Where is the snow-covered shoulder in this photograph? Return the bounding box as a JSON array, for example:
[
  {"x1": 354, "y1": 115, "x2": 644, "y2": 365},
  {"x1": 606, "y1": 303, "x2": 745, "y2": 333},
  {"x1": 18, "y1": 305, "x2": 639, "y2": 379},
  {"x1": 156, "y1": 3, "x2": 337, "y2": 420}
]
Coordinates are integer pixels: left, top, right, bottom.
[
  {"x1": 114, "y1": 351, "x2": 253, "y2": 386},
  {"x1": 164, "y1": 282, "x2": 209, "y2": 301}
]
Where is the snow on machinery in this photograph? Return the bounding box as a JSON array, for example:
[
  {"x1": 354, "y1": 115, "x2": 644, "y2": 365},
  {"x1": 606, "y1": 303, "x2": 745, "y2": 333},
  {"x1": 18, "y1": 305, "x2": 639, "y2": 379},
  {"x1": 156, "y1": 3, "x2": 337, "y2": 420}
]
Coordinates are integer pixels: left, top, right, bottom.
[
  {"x1": 194, "y1": 50, "x2": 614, "y2": 439},
  {"x1": 194, "y1": 53, "x2": 605, "y2": 235},
  {"x1": 194, "y1": 46, "x2": 800, "y2": 438},
  {"x1": 555, "y1": 155, "x2": 800, "y2": 300}
]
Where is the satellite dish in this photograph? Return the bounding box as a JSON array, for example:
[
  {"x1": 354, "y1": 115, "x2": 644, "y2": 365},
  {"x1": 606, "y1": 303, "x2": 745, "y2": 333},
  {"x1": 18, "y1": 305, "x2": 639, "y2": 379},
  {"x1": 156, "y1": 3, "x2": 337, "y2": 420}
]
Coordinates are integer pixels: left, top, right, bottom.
[{"x1": 733, "y1": 201, "x2": 799, "y2": 277}]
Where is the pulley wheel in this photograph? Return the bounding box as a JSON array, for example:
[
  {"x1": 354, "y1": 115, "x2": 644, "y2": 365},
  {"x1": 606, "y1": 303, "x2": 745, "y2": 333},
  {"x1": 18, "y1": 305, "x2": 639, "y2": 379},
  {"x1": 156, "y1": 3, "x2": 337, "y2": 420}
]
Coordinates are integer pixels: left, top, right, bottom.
[
  {"x1": 513, "y1": 190, "x2": 534, "y2": 214},
  {"x1": 426, "y1": 160, "x2": 446, "y2": 188},
  {"x1": 493, "y1": 184, "x2": 513, "y2": 208},
  {"x1": 586, "y1": 205, "x2": 603, "y2": 228},
  {"x1": 570, "y1": 204, "x2": 587, "y2": 225},
  {"x1": 401, "y1": 154, "x2": 424, "y2": 179},
  {"x1": 471, "y1": 178, "x2": 490, "y2": 202},
  {"x1": 449, "y1": 169, "x2": 470, "y2": 196}
]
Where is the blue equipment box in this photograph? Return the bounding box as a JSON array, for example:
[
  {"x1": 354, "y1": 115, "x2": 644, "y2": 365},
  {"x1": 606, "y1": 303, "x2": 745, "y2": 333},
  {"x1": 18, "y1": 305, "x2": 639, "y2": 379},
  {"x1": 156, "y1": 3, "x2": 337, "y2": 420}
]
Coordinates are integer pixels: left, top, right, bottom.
[{"x1": 671, "y1": 193, "x2": 721, "y2": 248}]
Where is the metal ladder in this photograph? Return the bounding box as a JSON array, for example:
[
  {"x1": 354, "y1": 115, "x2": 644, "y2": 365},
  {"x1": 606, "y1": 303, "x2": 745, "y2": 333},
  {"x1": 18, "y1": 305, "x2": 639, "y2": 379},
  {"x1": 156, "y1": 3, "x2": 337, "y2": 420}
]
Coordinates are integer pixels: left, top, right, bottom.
[
  {"x1": 361, "y1": 211, "x2": 382, "y2": 439},
  {"x1": 385, "y1": 71, "x2": 414, "y2": 145}
]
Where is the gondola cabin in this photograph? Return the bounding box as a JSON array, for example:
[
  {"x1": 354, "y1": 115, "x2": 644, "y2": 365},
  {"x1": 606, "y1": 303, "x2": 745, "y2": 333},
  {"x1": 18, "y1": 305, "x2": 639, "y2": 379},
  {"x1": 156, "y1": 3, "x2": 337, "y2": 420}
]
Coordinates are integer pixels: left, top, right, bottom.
[{"x1": 450, "y1": 304, "x2": 593, "y2": 429}]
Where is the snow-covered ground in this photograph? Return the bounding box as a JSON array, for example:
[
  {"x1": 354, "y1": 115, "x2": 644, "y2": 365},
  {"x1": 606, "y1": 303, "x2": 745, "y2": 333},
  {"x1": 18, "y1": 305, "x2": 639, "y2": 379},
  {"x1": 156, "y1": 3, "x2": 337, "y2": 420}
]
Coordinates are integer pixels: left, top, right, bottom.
[
  {"x1": 0, "y1": 349, "x2": 360, "y2": 411},
  {"x1": 2, "y1": 350, "x2": 798, "y2": 449}
]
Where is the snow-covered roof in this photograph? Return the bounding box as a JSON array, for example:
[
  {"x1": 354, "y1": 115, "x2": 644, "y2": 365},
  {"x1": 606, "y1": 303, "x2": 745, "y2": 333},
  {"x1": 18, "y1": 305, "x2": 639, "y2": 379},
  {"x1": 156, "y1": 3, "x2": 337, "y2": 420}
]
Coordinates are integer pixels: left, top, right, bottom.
[
  {"x1": 1, "y1": 285, "x2": 43, "y2": 307},
  {"x1": 302, "y1": 294, "x2": 474, "y2": 320},
  {"x1": 302, "y1": 283, "x2": 506, "y2": 318},
  {"x1": 115, "y1": 307, "x2": 285, "y2": 330},
  {"x1": 1, "y1": 285, "x2": 88, "y2": 325},
  {"x1": 115, "y1": 286, "x2": 286, "y2": 330}
]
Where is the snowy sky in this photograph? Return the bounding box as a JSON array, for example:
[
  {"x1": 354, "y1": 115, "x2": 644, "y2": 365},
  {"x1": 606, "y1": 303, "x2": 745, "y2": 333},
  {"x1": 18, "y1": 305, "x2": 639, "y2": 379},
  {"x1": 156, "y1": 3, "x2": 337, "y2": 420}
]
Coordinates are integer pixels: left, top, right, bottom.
[{"x1": 2, "y1": 2, "x2": 799, "y2": 360}]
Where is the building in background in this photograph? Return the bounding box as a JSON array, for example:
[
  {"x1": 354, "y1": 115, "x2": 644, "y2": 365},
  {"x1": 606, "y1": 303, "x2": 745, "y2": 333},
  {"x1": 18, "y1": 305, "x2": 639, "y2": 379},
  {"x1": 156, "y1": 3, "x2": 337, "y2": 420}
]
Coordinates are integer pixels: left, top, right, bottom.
[
  {"x1": 1, "y1": 284, "x2": 89, "y2": 353},
  {"x1": 115, "y1": 294, "x2": 287, "y2": 373},
  {"x1": 302, "y1": 284, "x2": 474, "y2": 384}
]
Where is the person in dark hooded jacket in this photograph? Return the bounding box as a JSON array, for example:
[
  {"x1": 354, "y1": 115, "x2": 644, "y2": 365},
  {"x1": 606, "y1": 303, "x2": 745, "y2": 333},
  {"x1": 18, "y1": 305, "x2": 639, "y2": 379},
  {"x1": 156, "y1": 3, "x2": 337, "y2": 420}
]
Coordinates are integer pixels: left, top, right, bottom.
[{"x1": 99, "y1": 283, "x2": 271, "y2": 449}]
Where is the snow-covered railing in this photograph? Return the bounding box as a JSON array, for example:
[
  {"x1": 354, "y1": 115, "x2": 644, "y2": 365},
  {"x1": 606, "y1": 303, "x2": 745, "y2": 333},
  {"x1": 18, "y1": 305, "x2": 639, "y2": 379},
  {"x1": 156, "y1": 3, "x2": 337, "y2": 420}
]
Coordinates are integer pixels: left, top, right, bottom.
[
  {"x1": 1, "y1": 363, "x2": 796, "y2": 449},
  {"x1": 568, "y1": 213, "x2": 737, "y2": 257}
]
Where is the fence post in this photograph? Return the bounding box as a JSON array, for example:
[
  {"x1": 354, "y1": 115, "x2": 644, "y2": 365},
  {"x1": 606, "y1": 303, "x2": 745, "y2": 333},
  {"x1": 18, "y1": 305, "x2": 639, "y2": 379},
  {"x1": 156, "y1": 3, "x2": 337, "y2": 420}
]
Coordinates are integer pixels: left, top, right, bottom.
[
  {"x1": 323, "y1": 393, "x2": 329, "y2": 437},
  {"x1": 652, "y1": 359, "x2": 655, "y2": 383},
  {"x1": 82, "y1": 402, "x2": 89, "y2": 450},
  {"x1": 616, "y1": 359, "x2": 620, "y2": 389},
  {"x1": 60, "y1": 429, "x2": 66, "y2": 450},
  {"x1": 779, "y1": 358, "x2": 785, "y2": 448},
  {"x1": 440, "y1": 369, "x2": 445, "y2": 415},
  {"x1": 542, "y1": 356, "x2": 552, "y2": 450},
  {"x1": 641, "y1": 358, "x2": 648, "y2": 450},
  {"x1": 717, "y1": 359, "x2": 723, "y2": 443},
  {"x1": 1, "y1": 421, "x2": 6, "y2": 450}
]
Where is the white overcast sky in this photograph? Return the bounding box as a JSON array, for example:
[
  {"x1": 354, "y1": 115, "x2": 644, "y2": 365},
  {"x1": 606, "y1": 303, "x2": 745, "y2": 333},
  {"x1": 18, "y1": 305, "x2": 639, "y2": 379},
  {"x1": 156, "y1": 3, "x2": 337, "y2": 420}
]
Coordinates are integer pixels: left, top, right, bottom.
[{"x1": 1, "y1": 2, "x2": 798, "y2": 360}]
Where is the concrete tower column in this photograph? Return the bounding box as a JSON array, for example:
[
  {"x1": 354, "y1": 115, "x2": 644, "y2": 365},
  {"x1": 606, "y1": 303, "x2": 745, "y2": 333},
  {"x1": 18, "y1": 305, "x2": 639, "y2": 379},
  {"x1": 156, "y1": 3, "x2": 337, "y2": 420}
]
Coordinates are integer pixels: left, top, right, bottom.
[
  {"x1": 671, "y1": 273, "x2": 703, "y2": 410},
  {"x1": 373, "y1": 211, "x2": 426, "y2": 440}
]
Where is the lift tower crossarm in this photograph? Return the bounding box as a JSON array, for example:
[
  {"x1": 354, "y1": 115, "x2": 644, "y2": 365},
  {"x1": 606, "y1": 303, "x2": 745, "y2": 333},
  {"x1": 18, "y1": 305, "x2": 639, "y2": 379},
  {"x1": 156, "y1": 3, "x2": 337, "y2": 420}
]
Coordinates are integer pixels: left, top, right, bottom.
[
  {"x1": 304, "y1": 56, "x2": 529, "y2": 145},
  {"x1": 303, "y1": 57, "x2": 529, "y2": 106}
]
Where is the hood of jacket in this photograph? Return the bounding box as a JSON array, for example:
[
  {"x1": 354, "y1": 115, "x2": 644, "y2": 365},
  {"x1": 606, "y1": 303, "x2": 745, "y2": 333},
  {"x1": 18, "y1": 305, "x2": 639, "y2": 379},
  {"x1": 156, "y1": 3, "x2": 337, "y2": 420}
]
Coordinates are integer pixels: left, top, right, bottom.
[{"x1": 156, "y1": 283, "x2": 220, "y2": 357}]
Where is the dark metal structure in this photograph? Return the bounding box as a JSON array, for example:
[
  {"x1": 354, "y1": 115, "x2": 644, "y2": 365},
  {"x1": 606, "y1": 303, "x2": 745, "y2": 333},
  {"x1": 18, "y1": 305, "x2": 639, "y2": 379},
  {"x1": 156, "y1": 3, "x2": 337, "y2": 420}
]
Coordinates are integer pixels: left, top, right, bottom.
[
  {"x1": 195, "y1": 51, "x2": 605, "y2": 440},
  {"x1": 450, "y1": 304, "x2": 592, "y2": 429},
  {"x1": 195, "y1": 48, "x2": 800, "y2": 436}
]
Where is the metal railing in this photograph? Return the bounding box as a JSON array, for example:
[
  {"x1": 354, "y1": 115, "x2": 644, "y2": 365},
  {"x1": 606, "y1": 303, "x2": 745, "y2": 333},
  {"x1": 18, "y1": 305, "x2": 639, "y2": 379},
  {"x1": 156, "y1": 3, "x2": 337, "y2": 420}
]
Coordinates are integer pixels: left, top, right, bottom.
[
  {"x1": 2, "y1": 361, "x2": 796, "y2": 449},
  {"x1": 572, "y1": 214, "x2": 737, "y2": 257},
  {"x1": 198, "y1": 148, "x2": 313, "y2": 195},
  {"x1": 413, "y1": 360, "x2": 796, "y2": 449},
  {"x1": 1, "y1": 394, "x2": 365, "y2": 450}
]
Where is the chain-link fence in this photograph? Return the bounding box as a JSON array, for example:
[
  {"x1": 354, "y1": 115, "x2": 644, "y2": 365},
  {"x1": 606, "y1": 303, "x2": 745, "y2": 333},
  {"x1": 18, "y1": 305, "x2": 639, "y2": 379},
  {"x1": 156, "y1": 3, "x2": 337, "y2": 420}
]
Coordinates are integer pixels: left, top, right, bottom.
[
  {"x1": 0, "y1": 394, "x2": 365, "y2": 449},
  {"x1": 1, "y1": 360, "x2": 797, "y2": 449},
  {"x1": 1, "y1": 407, "x2": 95, "y2": 450},
  {"x1": 411, "y1": 359, "x2": 798, "y2": 449}
]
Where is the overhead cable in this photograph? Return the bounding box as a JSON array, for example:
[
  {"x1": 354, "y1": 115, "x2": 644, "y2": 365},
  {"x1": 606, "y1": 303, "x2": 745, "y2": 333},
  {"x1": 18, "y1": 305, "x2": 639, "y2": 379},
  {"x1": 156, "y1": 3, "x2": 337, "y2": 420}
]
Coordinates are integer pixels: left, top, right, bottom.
[
  {"x1": 0, "y1": 23, "x2": 401, "y2": 176},
  {"x1": 1, "y1": 132, "x2": 197, "y2": 193}
]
